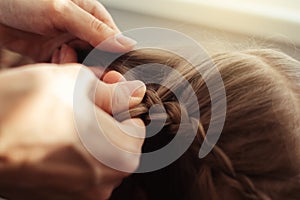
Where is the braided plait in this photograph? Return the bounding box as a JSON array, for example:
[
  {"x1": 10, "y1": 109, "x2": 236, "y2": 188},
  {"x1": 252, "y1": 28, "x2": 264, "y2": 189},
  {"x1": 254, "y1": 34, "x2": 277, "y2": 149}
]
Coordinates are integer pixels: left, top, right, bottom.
[
  {"x1": 117, "y1": 88, "x2": 189, "y2": 128},
  {"x1": 190, "y1": 117, "x2": 271, "y2": 200},
  {"x1": 117, "y1": 86, "x2": 270, "y2": 199}
]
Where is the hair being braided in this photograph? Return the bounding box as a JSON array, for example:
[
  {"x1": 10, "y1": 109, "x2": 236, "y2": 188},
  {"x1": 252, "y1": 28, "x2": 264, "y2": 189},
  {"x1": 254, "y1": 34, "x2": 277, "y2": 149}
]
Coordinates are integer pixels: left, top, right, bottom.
[
  {"x1": 192, "y1": 115, "x2": 271, "y2": 200},
  {"x1": 108, "y1": 49, "x2": 300, "y2": 200}
]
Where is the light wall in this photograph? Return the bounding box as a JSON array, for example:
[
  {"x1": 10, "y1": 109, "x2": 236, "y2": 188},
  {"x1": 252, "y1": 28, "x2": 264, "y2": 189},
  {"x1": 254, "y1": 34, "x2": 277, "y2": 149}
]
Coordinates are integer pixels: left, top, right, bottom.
[
  {"x1": 105, "y1": 7, "x2": 300, "y2": 60},
  {"x1": 102, "y1": 0, "x2": 300, "y2": 46}
]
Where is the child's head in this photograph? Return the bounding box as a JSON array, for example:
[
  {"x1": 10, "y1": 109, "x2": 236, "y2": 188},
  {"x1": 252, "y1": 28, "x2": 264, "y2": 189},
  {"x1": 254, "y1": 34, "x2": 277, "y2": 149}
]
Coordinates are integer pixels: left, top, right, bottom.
[{"x1": 107, "y1": 49, "x2": 300, "y2": 200}]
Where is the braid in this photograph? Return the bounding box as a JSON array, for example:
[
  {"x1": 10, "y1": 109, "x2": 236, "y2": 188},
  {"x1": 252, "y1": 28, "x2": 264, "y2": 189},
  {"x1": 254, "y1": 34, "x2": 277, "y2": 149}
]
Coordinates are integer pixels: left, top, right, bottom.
[
  {"x1": 116, "y1": 84, "x2": 271, "y2": 200},
  {"x1": 117, "y1": 88, "x2": 189, "y2": 127},
  {"x1": 116, "y1": 82, "x2": 273, "y2": 200},
  {"x1": 190, "y1": 117, "x2": 271, "y2": 200}
]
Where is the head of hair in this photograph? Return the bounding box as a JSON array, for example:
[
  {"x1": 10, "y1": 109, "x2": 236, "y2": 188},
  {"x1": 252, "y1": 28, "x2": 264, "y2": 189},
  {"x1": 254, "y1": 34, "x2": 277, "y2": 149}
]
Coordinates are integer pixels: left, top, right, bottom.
[{"x1": 105, "y1": 48, "x2": 300, "y2": 200}]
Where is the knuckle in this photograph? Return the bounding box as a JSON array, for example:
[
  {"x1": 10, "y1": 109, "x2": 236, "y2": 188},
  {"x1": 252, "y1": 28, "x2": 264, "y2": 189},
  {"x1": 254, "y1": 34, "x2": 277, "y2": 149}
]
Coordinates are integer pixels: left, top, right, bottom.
[
  {"x1": 48, "y1": 0, "x2": 69, "y2": 16},
  {"x1": 90, "y1": 18, "x2": 110, "y2": 34},
  {"x1": 101, "y1": 18, "x2": 112, "y2": 27}
]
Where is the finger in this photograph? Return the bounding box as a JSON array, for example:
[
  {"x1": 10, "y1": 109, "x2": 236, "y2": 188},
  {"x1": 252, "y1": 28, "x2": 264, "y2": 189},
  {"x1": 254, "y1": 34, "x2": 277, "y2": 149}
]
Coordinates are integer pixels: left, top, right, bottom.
[
  {"x1": 72, "y1": 0, "x2": 121, "y2": 33},
  {"x1": 120, "y1": 118, "x2": 146, "y2": 142},
  {"x1": 43, "y1": 34, "x2": 76, "y2": 62},
  {"x1": 58, "y1": 44, "x2": 78, "y2": 63},
  {"x1": 103, "y1": 117, "x2": 145, "y2": 160},
  {"x1": 93, "y1": 80, "x2": 146, "y2": 114},
  {"x1": 79, "y1": 96, "x2": 146, "y2": 173},
  {"x1": 67, "y1": 39, "x2": 93, "y2": 62},
  {"x1": 1, "y1": 24, "x2": 75, "y2": 62},
  {"x1": 93, "y1": 108, "x2": 145, "y2": 168},
  {"x1": 102, "y1": 71, "x2": 126, "y2": 84},
  {"x1": 57, "y1": 1, "x2": 136, "y2": 51},
  {"x1": 51, "y1": 48, "x2": 60, "y2": 64},
  {"x1": 88, "y1": 68, "x2": 126, "y2": 83}
]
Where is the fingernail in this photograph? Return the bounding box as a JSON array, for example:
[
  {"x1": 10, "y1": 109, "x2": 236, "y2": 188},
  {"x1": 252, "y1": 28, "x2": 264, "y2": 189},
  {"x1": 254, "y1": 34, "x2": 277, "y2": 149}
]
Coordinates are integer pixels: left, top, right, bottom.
[
  {"x1": 116, "y1": 80, "x2": 146, "y2": 100},
  {"x1": 130, "y1": 80, "x2": 146, "y2": 100},
  {"x1": 116, "y1": 81, "x2": 146, "y2": 102},
  {"x1": 59, "y1": 44, "x2": 68, "y2": 63},
  {"x1": 112, "y1": 81, "x2": 146, "y2": 113},
  {"x1": 116, "y1": 34, "x2": 137, "y2": 47}
]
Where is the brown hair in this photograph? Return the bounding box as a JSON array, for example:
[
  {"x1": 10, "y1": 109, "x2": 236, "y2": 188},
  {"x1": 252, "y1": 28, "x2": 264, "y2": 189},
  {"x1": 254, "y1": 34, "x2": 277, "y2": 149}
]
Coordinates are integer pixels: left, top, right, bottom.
[{"x1": 106, "y1": 49, "x2": 300, "y2": 200}]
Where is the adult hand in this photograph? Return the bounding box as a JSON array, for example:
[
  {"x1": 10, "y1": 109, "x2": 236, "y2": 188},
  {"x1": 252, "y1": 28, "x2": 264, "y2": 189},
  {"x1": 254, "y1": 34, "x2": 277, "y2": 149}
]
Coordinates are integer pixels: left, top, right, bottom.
[
  {"x1": 0, "y1": 0, "x2": 136, "y2": 62},
  {"x1": 0, "y1": 64, "x2": 146, "y2": 200}
]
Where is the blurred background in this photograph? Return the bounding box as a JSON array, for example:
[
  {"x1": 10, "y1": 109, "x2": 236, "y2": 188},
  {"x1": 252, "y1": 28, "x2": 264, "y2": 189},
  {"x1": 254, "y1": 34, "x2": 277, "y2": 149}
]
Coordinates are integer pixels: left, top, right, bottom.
[{"x1": 101, "y1": 0, "x2": 300, "y2": 59}]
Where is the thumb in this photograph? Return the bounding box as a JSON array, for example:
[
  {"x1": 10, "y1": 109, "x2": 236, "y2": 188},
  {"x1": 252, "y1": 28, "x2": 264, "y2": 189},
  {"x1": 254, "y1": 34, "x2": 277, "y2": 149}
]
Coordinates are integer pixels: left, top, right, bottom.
[{"x1": 94, "y1": 80, "x2": 146, "y2": 114}]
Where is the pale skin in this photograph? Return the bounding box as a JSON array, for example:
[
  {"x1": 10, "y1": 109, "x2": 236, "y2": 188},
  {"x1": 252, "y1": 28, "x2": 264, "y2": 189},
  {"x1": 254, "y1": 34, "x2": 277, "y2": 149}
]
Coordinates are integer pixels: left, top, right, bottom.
[
  {"x1": 0, "y1": 0, "x2": 144, "y2": 199},
  {"x1": 0, "y1": 0, "x2": 136, "y2": 62},
  {"x1": 0, "y1": 65, "x2": 146, "y2": 200}
]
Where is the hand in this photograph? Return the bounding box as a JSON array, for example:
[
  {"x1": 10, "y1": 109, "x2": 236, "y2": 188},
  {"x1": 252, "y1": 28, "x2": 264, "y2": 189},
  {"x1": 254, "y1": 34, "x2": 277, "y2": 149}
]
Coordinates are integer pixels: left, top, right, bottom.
[
  {"x1": 0, "y1": 64, "x2": 146, "y2": 200},
  {"x1": 0, "y1": 0, "x2": 136, "y2": 62}
]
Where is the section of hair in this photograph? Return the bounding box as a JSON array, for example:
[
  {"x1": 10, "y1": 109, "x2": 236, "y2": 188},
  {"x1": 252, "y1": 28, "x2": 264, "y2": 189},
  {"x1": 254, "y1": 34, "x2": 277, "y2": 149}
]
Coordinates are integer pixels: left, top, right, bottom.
[{"x1": 107, "y1": 49, "x2": 300, "y2": 200}]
